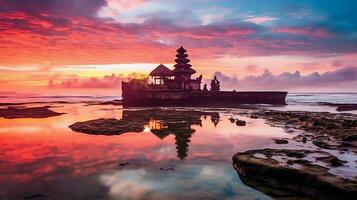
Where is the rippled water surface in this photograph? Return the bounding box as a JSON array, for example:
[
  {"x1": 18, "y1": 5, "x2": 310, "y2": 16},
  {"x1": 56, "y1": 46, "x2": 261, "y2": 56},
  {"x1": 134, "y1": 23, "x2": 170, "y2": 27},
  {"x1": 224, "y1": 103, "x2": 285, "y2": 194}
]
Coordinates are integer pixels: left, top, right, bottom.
[{"x1": 0, "y1": 103, "x2": 299, "y2": 200}]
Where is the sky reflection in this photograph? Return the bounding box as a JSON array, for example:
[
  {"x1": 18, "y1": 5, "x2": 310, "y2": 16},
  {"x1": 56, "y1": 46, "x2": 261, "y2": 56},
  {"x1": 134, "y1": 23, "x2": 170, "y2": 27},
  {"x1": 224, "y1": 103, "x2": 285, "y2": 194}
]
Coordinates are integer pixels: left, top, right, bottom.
[
  {"x1": 0, "y1": 103, "x2": 289, "y2": 199},
  {"x1": 100, "y1": 161, "x2": 271, "y2": 200}
]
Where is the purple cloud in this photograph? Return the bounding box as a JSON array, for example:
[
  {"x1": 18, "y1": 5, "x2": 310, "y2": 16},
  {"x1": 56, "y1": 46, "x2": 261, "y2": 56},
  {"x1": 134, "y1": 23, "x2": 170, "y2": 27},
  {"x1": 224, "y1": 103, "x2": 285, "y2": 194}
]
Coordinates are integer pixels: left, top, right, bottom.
[
  {"x1": 213, "y1": 66, "x2": 357, "y2": 91},
  {"x1": 0, "y1": 0, "x2": 107, "y2": 17}
]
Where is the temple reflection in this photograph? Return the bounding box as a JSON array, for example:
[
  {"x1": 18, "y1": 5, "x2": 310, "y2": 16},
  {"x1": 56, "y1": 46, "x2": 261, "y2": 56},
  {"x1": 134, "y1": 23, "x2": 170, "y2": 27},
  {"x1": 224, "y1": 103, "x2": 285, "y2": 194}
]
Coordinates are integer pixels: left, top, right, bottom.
[
  {"x1": 121, "y1": 109, "x2": 220, "y2": 160},
  {"x1": 69, "y1": 109, "x2": 220, "y2": 159},
  {"x1": 149, "y1": 119, "x2": 194, "y2": 159}
]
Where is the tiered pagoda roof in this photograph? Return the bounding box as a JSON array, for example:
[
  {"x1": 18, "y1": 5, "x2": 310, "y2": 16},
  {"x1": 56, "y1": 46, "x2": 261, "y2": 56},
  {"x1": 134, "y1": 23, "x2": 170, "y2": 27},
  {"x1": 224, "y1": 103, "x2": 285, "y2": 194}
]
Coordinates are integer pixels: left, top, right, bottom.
[
  {"x1": 149, "y1": 63, "x2": 174, "y2": 76},
  {"x1": 173, "y1": 46, "x2": 196, "y2": 74}
]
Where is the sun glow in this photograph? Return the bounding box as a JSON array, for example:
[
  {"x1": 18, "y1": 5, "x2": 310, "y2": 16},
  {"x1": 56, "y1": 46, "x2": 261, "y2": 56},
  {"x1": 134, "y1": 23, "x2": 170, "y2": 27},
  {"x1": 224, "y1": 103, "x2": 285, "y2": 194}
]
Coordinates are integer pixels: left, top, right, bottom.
[
  {"x1": 143, "y1": 126, "x2": 151, "y2": 133},
  {"x1": 55, "y1": 63, "x2": 163, "y2": 75}
]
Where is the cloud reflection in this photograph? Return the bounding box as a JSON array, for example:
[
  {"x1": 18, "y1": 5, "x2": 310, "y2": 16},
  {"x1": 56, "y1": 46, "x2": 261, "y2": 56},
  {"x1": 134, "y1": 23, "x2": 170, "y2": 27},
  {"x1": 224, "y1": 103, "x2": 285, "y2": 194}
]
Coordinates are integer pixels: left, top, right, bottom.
[{"x1": 99, "y1": 163, "x2": 261, "y2": 200}]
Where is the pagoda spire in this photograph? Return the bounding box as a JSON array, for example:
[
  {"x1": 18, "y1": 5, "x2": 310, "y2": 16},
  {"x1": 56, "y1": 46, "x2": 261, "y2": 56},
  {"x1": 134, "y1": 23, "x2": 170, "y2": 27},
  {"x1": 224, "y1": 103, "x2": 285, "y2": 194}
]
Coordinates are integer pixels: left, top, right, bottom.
[{"x1": 173, "y1": 46, "x2": 196, "y2": 74}]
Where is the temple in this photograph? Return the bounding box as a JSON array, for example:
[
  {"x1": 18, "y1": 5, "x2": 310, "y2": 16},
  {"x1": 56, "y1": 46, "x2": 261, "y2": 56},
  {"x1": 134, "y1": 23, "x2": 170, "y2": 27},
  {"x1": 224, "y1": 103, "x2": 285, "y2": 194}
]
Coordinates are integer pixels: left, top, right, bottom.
[
  {"x1": 149, "y1": 46, "x2": 202, "y2": 90},
  {"x1": 122, "y1": 46, "x2": 287, "y2": 106}
]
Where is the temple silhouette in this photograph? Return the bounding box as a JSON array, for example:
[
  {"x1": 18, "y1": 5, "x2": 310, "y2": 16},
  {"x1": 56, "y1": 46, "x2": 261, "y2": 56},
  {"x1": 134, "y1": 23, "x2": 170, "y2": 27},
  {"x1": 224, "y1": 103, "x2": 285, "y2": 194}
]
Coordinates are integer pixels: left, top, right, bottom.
[
  {"x1": 124, "y1": 109, "x2": 220, "y2": 160},
  {"x1": 149, "y1": 46, "x2": 202, "y2": 90},
  {"x1": 122, "y1": 46, "x2": 287, "y2": 106}
]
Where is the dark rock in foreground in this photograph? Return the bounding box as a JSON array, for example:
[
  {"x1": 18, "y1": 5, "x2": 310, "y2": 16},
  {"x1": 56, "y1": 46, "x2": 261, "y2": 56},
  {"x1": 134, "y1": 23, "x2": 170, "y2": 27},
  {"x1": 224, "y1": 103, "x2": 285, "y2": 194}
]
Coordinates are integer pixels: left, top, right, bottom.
[
  {"x1": 23, "y1": 193, "x2": 46, "y2": 199},
  {"x1": 273, "y1": 138, "x2": 289, "y2": 144},
  {"x1": 118, "y1": 162, "x2": 130, "y2": 166},
  {"x1": 229, "y1": 117, "x2": 235, "y2": 123},
  {"x1": 0, "y1": 106, "x2": 64, "y2": 119},
  {"x1": 319, "y1": 102, "x2": 357, "y2": 112},
  {"x1": 160, "y1": 167, "x2": 175, "y2": 171},
  {"x1": 235, "y1": 119, "x2": 246, "y2": 126},
  {"x1": 69, "y1": 118, "x2": 144, "y2": 135},
  {"x1": 336, "y1": 104, "x2": 357, "y2": 112},
  {"x1": 233, "y1": 149, "x2": 357, "y2": 200},
  {"x1": 85, "y1": 100, "x2": 123, "y2": 106}
]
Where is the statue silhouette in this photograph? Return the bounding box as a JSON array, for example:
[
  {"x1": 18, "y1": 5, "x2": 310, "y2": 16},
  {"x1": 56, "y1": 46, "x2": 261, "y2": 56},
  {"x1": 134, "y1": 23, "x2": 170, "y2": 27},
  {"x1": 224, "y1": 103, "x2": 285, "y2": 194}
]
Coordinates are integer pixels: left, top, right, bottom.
[{"x1": 210, "y1": 76, "x2": 220, "y2": 91}]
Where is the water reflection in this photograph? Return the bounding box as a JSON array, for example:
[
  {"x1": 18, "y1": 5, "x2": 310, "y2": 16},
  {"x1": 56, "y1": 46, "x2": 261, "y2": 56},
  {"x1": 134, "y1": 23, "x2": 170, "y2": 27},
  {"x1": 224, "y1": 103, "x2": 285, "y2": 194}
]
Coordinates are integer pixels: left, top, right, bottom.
[
  {"x1": 124, "y1": 109, "x2": 220, "y2": 160},
  {"x1": 73, "y1": 109, "x2": 221, "y2": 160},
  {"x1": 0, "y1": 103, "x2": 289, "y2": 200},
  {"x1": 100, "y1": 161, "x2": 269, "y2": 200}
]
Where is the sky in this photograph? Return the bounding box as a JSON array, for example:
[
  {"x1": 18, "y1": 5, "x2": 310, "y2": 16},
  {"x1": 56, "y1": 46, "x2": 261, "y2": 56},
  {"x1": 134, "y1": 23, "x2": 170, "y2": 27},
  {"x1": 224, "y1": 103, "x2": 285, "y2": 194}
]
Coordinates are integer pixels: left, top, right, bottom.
[{"x1": 0, "y1": 0, "x2": 357, "y2": 94}]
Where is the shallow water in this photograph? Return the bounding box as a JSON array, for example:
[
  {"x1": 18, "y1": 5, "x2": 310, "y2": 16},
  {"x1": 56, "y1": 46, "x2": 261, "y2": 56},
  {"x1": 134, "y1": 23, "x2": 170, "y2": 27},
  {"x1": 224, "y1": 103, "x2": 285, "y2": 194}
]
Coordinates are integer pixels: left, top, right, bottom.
[{"x1": 0, "y1": 103, "x2": 298, "y2": 200}]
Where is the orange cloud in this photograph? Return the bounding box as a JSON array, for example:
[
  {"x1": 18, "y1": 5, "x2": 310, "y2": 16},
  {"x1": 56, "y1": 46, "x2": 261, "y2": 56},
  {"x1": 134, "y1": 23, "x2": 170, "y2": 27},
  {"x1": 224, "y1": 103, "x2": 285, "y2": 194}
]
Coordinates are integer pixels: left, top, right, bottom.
[{"x1": 48, "y1": 73, "x2": 147, "y2": 89}]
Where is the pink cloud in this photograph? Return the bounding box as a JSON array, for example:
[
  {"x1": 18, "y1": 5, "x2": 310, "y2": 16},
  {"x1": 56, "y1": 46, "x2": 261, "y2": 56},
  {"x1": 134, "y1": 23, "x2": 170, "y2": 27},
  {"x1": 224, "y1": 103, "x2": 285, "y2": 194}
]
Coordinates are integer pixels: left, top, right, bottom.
[
  {"x1": 244, "y1": 16, "x2": 277, "y2": 24},
  {"x1": 0, "y1": 0, "x2": 355, "y2": 69},
  {"x1": 106, "y1": 0, "x2": 147, "y2": 10}
]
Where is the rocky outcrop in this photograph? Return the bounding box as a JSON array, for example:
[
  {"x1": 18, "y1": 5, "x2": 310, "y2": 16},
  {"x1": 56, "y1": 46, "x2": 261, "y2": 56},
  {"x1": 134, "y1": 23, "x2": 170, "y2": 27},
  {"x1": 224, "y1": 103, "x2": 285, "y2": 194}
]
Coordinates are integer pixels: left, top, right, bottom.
[
  {"x1": 0, "y1": 106, "x2": 64, "y2": 119},
  {"x1": 235, "y1": 119, "x2": 246, "y2": 126},
  {"x1": 336, "y1": 104, "x2": 357, "y2": 112},
  {"x1": 249, "y1": 111, "x2": 357, "y2": 151},
  {"x1": 23, "y1": 193, "x2": 46, "y2": 199},
  {"x1": 69, "y1": 118, "x2": 144, "y2": 135},
  {"x1": 85, "y1": 100, "x2": 122, "y2": 106},
  {"x1": 233, "y1": 149, "x2": 357, "y2": 200},
  {"x1": 319, "y1": 102, "x2": 357, "y2": 112},
  {"x1": 273, "y1": 138, "x2": 289, "y2": 144}
]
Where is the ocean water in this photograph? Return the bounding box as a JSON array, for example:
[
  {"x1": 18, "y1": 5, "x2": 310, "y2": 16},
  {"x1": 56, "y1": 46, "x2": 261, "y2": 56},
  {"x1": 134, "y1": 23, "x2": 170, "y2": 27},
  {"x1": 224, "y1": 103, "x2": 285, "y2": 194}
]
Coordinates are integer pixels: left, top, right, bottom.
[
  {"x1": 0, "y1": 104, "x2": 291, "y2": 200},
  {"x1": 0, "y1": 94, "x2": 356, "y2": 199}
]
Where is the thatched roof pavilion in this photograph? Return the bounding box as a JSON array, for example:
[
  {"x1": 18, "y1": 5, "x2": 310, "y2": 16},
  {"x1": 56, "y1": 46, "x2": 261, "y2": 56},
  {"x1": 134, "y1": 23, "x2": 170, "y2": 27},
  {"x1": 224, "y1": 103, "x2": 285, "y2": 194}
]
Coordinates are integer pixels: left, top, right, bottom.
[{"x1": 149, "y1": 64, "x2": 173, "y2": 77}]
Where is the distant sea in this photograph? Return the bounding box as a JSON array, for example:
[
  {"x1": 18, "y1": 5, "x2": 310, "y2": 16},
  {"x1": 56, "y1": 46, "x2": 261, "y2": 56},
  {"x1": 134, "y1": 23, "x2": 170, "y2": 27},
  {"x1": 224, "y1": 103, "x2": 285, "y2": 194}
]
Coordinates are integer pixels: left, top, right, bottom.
[
  {"x1": 287, "y1": 93, "x2": 357, "y2": 104},
  {"x1": 1, "y1": 93, "x2": 356, "y2": 104},
  {"x1": 0, "y1": 94, "x2": 119, "y2": 103}
]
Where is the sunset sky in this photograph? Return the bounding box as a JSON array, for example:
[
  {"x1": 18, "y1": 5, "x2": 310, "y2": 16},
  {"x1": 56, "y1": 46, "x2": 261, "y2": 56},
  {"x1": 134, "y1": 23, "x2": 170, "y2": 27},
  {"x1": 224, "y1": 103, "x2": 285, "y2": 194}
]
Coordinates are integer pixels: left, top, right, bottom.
[{"x1": 0, "y1": 0, "x2": 356, "y2": 94}]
